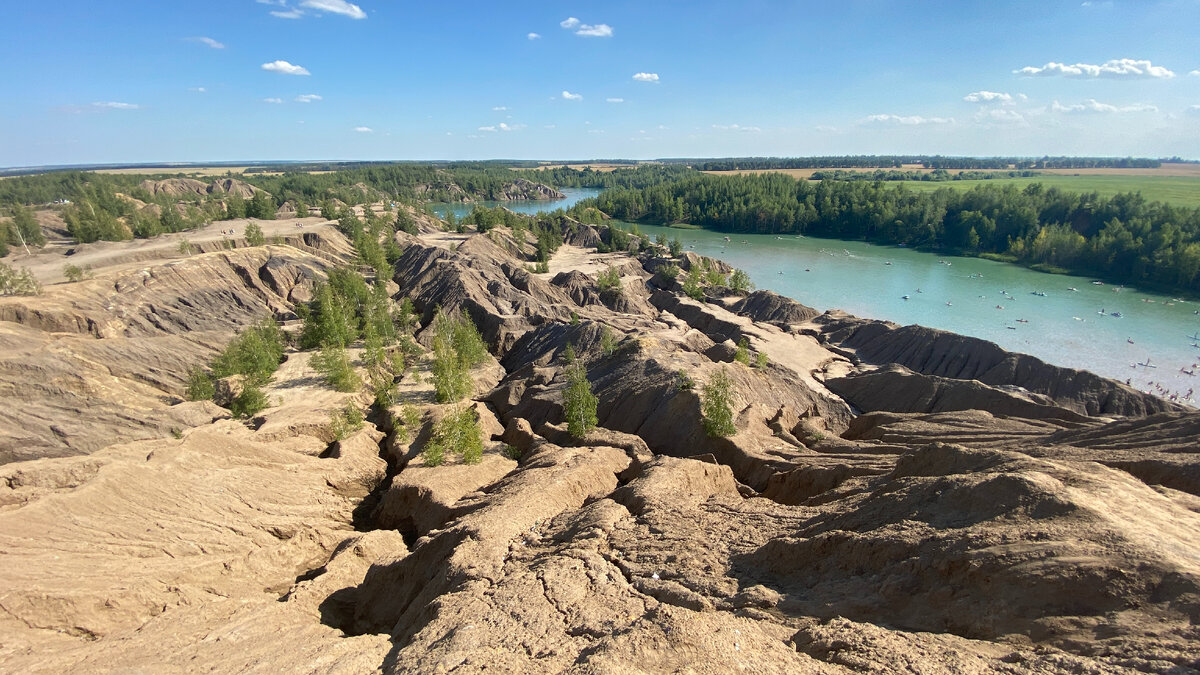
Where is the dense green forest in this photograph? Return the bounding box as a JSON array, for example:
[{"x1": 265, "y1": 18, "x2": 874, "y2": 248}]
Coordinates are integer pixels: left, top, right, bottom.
[
  {"x1": 580, "y1": 172, "x2": 1200, "y2": 292},
  {"x1": 809, "y1": 169, "x2": 1040, "y2": 182},
  {"x1": 691, "y1": 156, "x2": 1165, "y2": 171}
]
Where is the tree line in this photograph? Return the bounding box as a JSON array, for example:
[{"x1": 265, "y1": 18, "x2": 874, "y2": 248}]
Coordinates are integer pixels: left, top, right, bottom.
[
  {"x1": 582, "y1": 172, "x2": 1200, "y2": 292},
  {"x1": 691, "y1": 156, "x2": 1164, "y2": 171}
]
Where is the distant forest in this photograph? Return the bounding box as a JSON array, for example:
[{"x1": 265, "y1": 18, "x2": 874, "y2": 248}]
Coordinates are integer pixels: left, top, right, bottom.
[
  {"x1": 580, "y1": 172, "x2": 1200, "y2": 292},
  {"x1": 691, "y1": 156, "x2": 1166, "y2": 171}
]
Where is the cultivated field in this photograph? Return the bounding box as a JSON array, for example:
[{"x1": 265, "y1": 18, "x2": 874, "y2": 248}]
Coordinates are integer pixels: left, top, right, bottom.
[{"x1": 899, "y1": 174, "x2": 1200, "y2": 208}]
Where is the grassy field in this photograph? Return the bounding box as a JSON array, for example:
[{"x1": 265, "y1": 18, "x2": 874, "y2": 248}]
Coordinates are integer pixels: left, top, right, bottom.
[{"x1": 896, "y1": 174, "x2": 1200, "y2": 208}]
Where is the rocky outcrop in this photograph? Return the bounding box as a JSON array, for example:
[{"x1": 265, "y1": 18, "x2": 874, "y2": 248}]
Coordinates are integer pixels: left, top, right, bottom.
[
  {"x1": 496, "y1": 178, "x2": 565, "y2": 201},
  {"x1": 137, "y1": 178, "x2": 263, "y2": 200},
  {"x1": 814, "y1": 313, "x2": 1176, "y2": 417},
  {"x1": 2, "y1": 214, "x2": 1199, "y2": 673}
]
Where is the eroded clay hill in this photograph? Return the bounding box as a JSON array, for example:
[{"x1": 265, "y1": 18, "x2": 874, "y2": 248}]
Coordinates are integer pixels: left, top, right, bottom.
[{"x1": 0, "y1": 218, "x2": 1198, "y2": 673}]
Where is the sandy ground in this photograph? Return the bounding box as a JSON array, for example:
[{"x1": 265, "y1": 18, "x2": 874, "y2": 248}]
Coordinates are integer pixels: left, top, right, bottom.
[{"x1": 9, "y1": 216, "x2": 339, "y2": 284}]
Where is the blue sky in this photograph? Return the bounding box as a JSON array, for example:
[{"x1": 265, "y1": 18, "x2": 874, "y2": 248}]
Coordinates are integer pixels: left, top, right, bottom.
[{"x1": 1, "y1": 0, "x2": 1198, "y2": 166}]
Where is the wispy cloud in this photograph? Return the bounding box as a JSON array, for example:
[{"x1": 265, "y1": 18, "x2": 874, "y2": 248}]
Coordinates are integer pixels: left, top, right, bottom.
[
  {"x1": 527, "y1": 32, "x2": 541, "y2": 40},
  {"x1": 1015, "y1": 58, "x2": 1175, "y2": 79},
  {"x1": 300, "y1": 0, "x2": 366, "y2": 19},
  {"x1": 632, "y1": 72, "x2": 659, "y2": 83},
  {"x1": 1051, "y1": 98, "x2": 1158, "y2": 113},
  {"x1": 263, "y1": 98, "x2": 284, "y2": 104},
  {"x1": 864, "y1": 114, "x2": 954, "y2": 125},
  {"x1": 561, "y1": 17, "x2": 613, "y2": 37},
  {"x1": 188, "y1": 36, "x2": 225, "y2": 49},
  {"x1": 712, "y1": 123, "x2": 761, "y2": 132},
  {"x1": 261, "y1": 60, "x2": 310, "y2": 75},
  {"x1": 1188, "y1": 105, "x2": 1200, "y2": 115},
  {"x1": 606, "y1": 98, "x2": 624, "y2": 103},
  {"x1": 479, "y1": 122, "x2": 525, "y2": 132},
  {"x1": 562, "y1": 90, "x2": 583, "y2": 101},
  {"x1": 963, "y1": 90, "x2": 1012, "y2": 104},
  {"x1": 189, "y1": 87, "x2": 206, "y2": 93},
  {"x1": 294, "y1": 94, "x2": 322, "y2": 103},
  {"x1": 354, "y1": 126, "x2": 373, "y2": 133},
  {"x1": 492, "y1": 106, "x2": 508, "y2": 111},
  {"x1": 271, "y1": 8, "x2": 304, "y2": 18},
  {"x1": 91, "y1": 101, "x2": 140, "y2": 110}
]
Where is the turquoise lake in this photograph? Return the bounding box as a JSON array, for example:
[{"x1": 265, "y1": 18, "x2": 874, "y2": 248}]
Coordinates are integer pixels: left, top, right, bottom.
[
  {"x1": 635, "y1": 224, "x2": 1200, "y2": 406},
  {"x1": 436, "y1": 189, "x2": 1198, "y2": 405}
]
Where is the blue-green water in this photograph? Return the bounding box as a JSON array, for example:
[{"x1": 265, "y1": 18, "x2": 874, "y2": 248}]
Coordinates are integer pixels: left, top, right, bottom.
[
  {"x1": 635, "y1": 223, "x2": 1200, "y2": 406},
  {"x1": 431, "y1": 187, "x2": 602, "y2": 221}
]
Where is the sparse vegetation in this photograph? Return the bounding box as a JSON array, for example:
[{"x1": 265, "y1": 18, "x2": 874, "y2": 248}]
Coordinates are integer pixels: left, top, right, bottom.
[
  {"x1": 0, "y1": 262, "x2": 41, "y2": 296},
  {"x1": 755, "y1": 351, "x2": 769, "y2": 369},
  {"x1": 599, "y1": 326, "x2": 618, "y2": 357},
  {"x1": 62, "y1": 264, "x2": 93, "y2": 282},
  {"x1": 186, "y1": 367, "x2": 216, "y2": 401},
  {"x1": 329, "y1": 401, "x2": 365, "y2": 440},
  {"x1": 310, "y1": 342, "x2": 361, "y2": 392},
  {"x1": 563, "y1": 360, "x2": 598, "y2": 438},
  {"x1": 596, "y1": 265, "x2": 622, "y2": 292},
  {"x1": 423, "y1": 405, "x2": 483, "y2": 466},
  {"x1": 230, "y1": 380, "x2": 270, "y2": 418},
  {"x1": 178, "y1": 239, "x2": 193, "y2": 255},
  {"x1": 728, "y1": 268, "x2": 754, "y2": 293},
  {"x1": 244, "y1": 221, "x2": 265, "y2": 246},
  {"x1": 701, "y1": 367, "x2": 737, "y2": 437},
  {"x1": 430, "y1": 307, "x2": 488, "y2": 403},
  {"x1": 676, "y1": 369, "x2": 694, "y2": 391},
  {"x1": 734, "y1": 337, "x2": 751, "y2": 365}
]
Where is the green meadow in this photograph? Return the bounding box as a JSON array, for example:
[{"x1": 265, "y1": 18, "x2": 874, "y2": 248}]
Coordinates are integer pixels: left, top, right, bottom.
[{"x1": 899, "y1": 175, "x2": 1200, "y2": 209}]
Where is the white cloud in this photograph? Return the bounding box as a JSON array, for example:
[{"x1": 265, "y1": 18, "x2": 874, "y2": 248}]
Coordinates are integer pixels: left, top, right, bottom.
[
  {"x1": 294, "y1": 94, "x2": 322, "y2": 103},
  {"x1": 498, "y1": 122, "x2": 524, "y2": 132},
  {"x1": 712, "y1": 123, "x2": 762, "y2": 132},
  {"x1": 1051, "y1": 98, "x2": 1158, "y2": 113},
  {"x1": 354, "y1": 126, "x2": 373, "y2": 133},
  {"x1": 1188, "y1": 105, "x2": 1200, "y2": 115},
  {"x1": 271, "y1": 8, "x2": 304, "y2": 18},
  {"x1": 544, "y1": 124, "x2": 556, "y2": 129},
  {"x1": 478, "y1": 125, "x2": 497, "y2": 132},
  {"x1": 492, "y1": 106, "x2": 508, "y2": 111},
  {"x1": 263, "y1": 98, "x2": 284, "y2": 104},
  {"x1": 91, "y1": 101, "x2": 139, "y2": 110},
  {"x1": 261, "y1": 60, "x2": 310, "y2": 75},
  {"x1": 575, "y1": 23, "x2": 613, "y2": 37},
  {"x1": 189, "y1": 87, "x2": 206, "y2": 93},
  {"x1": 963, "y1": 90, "x2": 1012, "y2": 104},
  {"x1": 1015, "y1": 58, "x2": 1175, "y2": 79},
  {"x1": 632, "y1": 72, "x2": 659, "y2": 83},
  {"x1": 561, "y1": 17, "x2": 612, "y2": 37},
  {"x1": 975, "y1": 108, "x2": 1026, "y2": 124},
  {"x1": 562, "y1": 90, "x2": 583, "y2": 101},
  {"x1": 1191, "y1": 70, "x2": 1200, "y2": 77},
  {"x1": 864, "y1": 114, "x2": 955, "y2": 125},
  {"x1": 606, "y1": 97, "x2": 624, "y2": 103},
  {"x1": 300, "y1": 0, "x2": 366, "y2": 19},
  {"x1": 527, "y1": 32, "x2": 541, "y2": 40},
  {"x1": 189, "y1": 36, "x2": 225, "y2": 49}
]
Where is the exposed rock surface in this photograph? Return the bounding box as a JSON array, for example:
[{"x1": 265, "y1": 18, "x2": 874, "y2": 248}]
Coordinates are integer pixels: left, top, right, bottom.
[{"x1": 1, "y1": 215, "x2": 1198, "y2": 673}]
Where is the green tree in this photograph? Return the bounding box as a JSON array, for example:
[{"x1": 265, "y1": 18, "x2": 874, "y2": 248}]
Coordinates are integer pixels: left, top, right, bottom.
[
  {"x1": 596, "y1": 265, "x2": 622, "y2": 292},
  {"x1": 669, "y1": 237, "x2": 683, "y2": 257},
  {"x1": 563, "y1": 361, "x2": 598, "y2": 438},
  {"x1": 9, "y1": 206, "x2": 46, "y2": 249},
  {"x1": 734, "y1": 337, "x2": 750, "y2": 365},
  {"x1": 295, "y1": 200, "x2": 310, "y2": 218},
  {"x1": 230, "y1": 381, "x2": 270, "y2": 418},
  {"x1": 701, "y1": 367, "x2": 737, "y2": 437},
  {"x1": 310, "y1": 342, "x2": 361, "y2": 392},
  {"x1": 186, "y1": 367, "x2": 215, "y2": 401},
  {"x1": 423, "y1": 404, "x2": 483, "y2": 466},
  {"x1": 244, "y1": 221, "x2": 265, "y2": 246},
  {"x1": 728, "y1": 268, "x2": 754, "y2": 293}
]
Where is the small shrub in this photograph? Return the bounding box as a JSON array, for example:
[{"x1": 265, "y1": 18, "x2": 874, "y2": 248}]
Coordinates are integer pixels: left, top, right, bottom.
[
  {"x1": 244, "y1": 221, "x2": 266, "y2": 246},
  {"x1": 170, "y1": 427, "x2": 184, "y2": 439},
  {"x1": 701, "y1": 367, "x2": 737, "y2": 437},
  {"x1": 599, "y1": 326, "x2": 617, "y2": 357},
  {"x1": 230, "y1": 381, "x2": 270, "y2": 418},
  {"x1": 63, "y1": 264, "x2": 93, "y2": 282},
  {"x1": 755, "y1": 351, "x2": 769, "y2": 369},
  {"x1": 424, "y1": 405, "x2": 483, "y2": 466},
  {"x1": 734, "y1": 338, "x2": 751, "y2": 365},
  {"x1": 659, "y1": 264, "x2": 680, "y2": 280},
  {"x1": 178, "y1": 239, "x2": 193, "y2": 255},
  {"x1": 502, "y1": 444, "x2": 523, "y2": 460},
  {"x1": 728, "y1": 268, "x2": 754, "y2": 294},
  {"x1": 596, "y1": 266, "x2": 622, "y2": 292},
  {"x1": 668, "y1": 237, "x2": 683, "y2": 257},
  {"x1": 563, "y1": 361, "x2": 598, "y2": 439},
  {"x1": 570, "y1": 311, "x2": 580, "y2": 326},
  {"x1": 0, "y1": 262, "x2": 41, "y2": 296},
  {"x1": 310, "y1": 342, "x2": 361, "y2": 392},
  {"x1": 186, "y1": 367, "x2": 215, "y2": 401},
  {"x1": 329, "y1": 401, "x2": 365, "y2": 440},
  {"x1": 676, "y1": 369, "x2": 694, "y2": 391}
]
